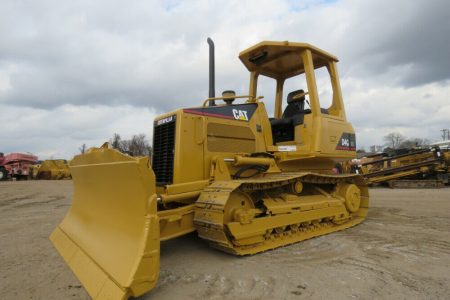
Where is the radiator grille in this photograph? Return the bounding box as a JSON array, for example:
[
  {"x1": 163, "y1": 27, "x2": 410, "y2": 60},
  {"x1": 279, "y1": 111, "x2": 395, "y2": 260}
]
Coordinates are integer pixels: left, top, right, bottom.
[{"x1": 152, "y1": 117, "x2": 176, "y2": 185}]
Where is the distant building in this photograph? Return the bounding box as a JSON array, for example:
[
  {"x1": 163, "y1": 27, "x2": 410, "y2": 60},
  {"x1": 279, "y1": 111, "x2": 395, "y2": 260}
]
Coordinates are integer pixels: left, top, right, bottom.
[{"x1": 369, "y1": 145, "x2": 384, "y2": 153}]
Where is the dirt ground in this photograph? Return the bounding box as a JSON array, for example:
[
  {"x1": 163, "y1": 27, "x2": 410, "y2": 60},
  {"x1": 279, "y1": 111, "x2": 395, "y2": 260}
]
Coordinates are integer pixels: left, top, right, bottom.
[{"x1": 0, "y1": 181, "x2": 449, "y2": 300}]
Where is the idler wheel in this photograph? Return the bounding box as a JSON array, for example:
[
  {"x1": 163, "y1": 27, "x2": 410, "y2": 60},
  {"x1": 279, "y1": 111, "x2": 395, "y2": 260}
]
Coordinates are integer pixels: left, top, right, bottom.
[
  {"x1": 337, "y1": 183, "x2": 361, "y2": 213},
  {"x1": 224, "y1": 191, "x2": 255, "y2": 223}
]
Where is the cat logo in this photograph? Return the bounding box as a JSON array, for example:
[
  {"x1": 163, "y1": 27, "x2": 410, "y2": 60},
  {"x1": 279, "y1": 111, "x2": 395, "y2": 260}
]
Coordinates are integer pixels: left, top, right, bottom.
[{"x1": 232, "y1": 109, "x2": 249, "y2": 121}]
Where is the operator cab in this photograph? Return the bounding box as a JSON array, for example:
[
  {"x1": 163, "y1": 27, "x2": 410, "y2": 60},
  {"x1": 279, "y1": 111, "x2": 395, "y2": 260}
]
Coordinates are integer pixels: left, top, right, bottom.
[
  {"x1": 270, "y1": 89, "x2": 310, "y2": 143},
  {"x1": 239, "y1": 41, "x2": 346, "y2": 147}
]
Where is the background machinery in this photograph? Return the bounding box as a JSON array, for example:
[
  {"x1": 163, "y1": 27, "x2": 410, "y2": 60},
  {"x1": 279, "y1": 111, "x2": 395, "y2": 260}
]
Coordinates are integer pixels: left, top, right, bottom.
[
  {"x1": 358, "y1": 147, "x2": 450, "y2": 188},
  {"x1": 0, "y1": 152, "x2": 38, "y2": 180},
  {"x1": 0, "y1": 153, "x2": 5, "y2": 180},
  {"x1": 51, "y1": 40, "x2": 369, "y2": 299},
  {"x1": 34, "y1": 159, "x2": 71, "y2": 180}
]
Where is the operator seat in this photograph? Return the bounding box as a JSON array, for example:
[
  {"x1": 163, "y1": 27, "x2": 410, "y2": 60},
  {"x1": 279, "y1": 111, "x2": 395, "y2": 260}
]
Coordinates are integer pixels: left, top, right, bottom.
[
  {"x1": 282, "y1": 89, "x2": 307, "y2": 119},
  {"x1": 270, "y1": 89, "x2": 309, "y2": 144}
]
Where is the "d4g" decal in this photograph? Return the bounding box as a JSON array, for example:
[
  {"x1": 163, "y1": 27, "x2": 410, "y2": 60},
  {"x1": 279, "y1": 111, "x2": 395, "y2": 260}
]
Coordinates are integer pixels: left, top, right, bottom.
[{"x1": 336, "y1": 133, "x2": 356, "y2": 151}]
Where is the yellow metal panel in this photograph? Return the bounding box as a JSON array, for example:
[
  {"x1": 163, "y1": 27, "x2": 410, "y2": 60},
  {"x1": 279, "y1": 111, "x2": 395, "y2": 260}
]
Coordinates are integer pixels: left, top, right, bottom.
[
  {"x1": 207, "y1": 123, "x2": 256, "y2": 152},
  {"x1": 274, "y1": 79, "x2": 284, "y2": 118},
  {"x1": 158, "y1": 204, "x2": 196, "y2": 241},
  {"x1": 165, "y1": 180, "x2": 210, "y2": 195},
  {"x1": 174, "y1": 113, "x2": 205, "y2": 184},
  {"x1": 227, "y1": 205, "x2": 346, "y2": 240},
  {"x1": 239, "y1": 41, "x2": 338, "y2": 79},
  {"x1": 50, "y1": 147, "x2": 160, "y2": 299},
  {"x1": 263, "y1": 195, "x2": 342, "y2": 214}
]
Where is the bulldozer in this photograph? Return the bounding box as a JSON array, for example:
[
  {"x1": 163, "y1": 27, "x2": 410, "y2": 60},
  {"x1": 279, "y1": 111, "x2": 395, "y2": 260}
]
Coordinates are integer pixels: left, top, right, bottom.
[
  {"x1": 34, "y1": 159, "x2": 71, "y2": 180},
  {"x1": 50, "y1": 39, "x2": 369, "y2": 299},
  {"x1": 31, "y1": 159, "x2": 70, "y2": 180}
]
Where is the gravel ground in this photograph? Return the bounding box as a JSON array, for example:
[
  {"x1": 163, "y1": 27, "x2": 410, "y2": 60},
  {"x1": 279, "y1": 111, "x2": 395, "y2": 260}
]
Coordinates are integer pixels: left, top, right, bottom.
[{"x1": 0, "y1": 181, "x2": 449, "y2": 299}]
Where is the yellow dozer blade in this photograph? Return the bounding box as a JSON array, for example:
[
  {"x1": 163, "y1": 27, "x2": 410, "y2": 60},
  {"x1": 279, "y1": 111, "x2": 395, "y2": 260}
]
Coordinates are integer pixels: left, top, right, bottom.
[{"x1": 50, "y1": 145, "x2": 160, "y2": 299}]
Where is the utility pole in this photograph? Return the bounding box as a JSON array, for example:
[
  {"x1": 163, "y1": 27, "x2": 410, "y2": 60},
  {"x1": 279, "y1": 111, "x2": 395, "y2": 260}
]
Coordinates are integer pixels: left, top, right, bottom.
[{"x1": 441, "y1": 129, "x2": 450, "y2": 141}]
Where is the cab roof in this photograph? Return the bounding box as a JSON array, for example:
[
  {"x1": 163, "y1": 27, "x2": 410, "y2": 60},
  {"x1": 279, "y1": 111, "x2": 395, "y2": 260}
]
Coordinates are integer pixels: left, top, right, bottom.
[{"x1": 239, "y1": 41, "x2": 338, "y2": 80}]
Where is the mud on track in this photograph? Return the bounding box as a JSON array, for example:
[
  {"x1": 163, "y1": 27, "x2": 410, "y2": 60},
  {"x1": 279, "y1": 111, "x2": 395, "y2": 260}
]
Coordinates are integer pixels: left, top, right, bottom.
[{"x1": 0, "y1": 181, "x2": 449, "y2": 299}]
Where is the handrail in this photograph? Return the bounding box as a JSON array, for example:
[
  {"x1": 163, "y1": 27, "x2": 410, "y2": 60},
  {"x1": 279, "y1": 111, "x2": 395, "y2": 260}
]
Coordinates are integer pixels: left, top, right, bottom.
[{"x1": 202, "y1": 95, "x2": 264, "y2": 107}]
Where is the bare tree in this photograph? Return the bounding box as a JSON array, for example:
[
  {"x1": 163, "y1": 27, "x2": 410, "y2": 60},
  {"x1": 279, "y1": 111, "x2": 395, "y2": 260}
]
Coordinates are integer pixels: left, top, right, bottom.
[
  {"x1": 383, "y1": 132, "x2": 406, "y2": 149},
  {"x1": 421, "y1": 138, "x2": 431, "y2": 146},
  {"x1": 79, "y1": 143, "x2": 87, "y2": 154},
  {"x1": 356, "y1": 147, "x2": 366, "y2": 154},
  {"x1": 127, "y1": 134, "x2": 152, "y2": 156},
  {"x1": 441, "y1": 129, "x2": 449, "y2": 141},
  {"x1": 110, "y1": 133, "x2": 124, "y2": 151},
  {"x1": 110, "y1": 133, "x2": 152, "y2": 157},
  {"x1": 399, "y1": 138, "x2": 430, "y2": 149}
]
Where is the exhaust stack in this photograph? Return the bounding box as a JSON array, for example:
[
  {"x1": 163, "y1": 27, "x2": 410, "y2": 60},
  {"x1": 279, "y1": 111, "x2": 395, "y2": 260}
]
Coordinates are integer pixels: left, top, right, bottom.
[{"x1": 207, "y1": 37, "x2": 215, "y2": 106}]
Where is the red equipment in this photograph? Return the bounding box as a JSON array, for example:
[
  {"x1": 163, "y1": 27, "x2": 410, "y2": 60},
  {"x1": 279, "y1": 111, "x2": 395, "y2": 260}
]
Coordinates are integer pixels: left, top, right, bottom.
[{"x1": 0, "y1": 152, "x2": 38, "y2": 180}]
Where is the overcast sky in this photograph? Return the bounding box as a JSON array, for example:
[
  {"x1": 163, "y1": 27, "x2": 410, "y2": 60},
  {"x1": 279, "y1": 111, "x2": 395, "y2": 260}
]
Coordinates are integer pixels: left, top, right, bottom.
[{"x1": 1, "y1": 0, "x2": 449, "y2": 159}]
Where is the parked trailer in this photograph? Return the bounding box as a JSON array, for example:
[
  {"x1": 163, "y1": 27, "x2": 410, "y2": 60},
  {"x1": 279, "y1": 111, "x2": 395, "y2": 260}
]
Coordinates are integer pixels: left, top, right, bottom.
[
  {"x1": 0, "y1": 152, "x2": 38, "y2": 180},
  {"x1": 0, "y1": 153, "x2": 6, "y2": 180}
]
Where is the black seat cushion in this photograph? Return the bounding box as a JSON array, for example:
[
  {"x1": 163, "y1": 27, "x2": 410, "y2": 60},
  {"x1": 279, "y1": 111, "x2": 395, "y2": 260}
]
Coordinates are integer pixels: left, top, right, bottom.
[
  {"x1": 283, "y1": 89, "x2": 306, "y2": 119},
  {"x1": 270, "y1": 89, "x2": 309, "y2": 144},
  {"x1": 270, "y1": 118, "x2": 293, "y2": 126}
]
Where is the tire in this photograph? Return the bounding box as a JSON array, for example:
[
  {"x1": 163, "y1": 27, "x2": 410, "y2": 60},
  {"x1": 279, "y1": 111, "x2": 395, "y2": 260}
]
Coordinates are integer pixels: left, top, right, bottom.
[{"x1": 0, "y1": 168, "x2": 8, "y2": 181}]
